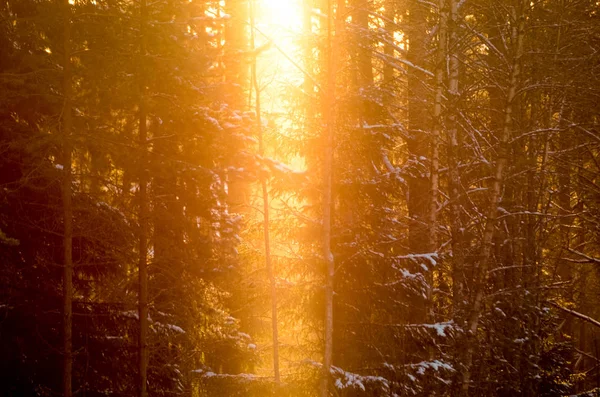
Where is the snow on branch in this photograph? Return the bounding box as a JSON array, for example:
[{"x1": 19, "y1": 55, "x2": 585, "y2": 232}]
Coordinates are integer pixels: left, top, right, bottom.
[
  {"x1": 371, "y1": 51, "x2": 434, "y2": 77},
  {"x1": 330, "y1": 366, "x2": 390, "y2": 393},
  {"x1": 404, "y1": 321, "x2": 454, "y2": 337},
  {"x1": 383, "y1": 359, "x2": 455, "y2": 375},
  {"x1": 394, "y1": 58, "x2": 434, "y2": 77},
  {"x1": 391, "y1": 253, "x2": 438, "y2": 267},
  {"x1": 411, "y1": 360, "x2": 454, "y2": 374},
  {"x1": 567, "y1": 249, "x2": 600, "y2": 265},
  {"x1": 361, "y1": 321, "x2": 455, "y2": 337},
  {"x1": 191, "y1": 370, "x2": 269, "y2": 383},
  {"x1": 549, "y1": 301, "x2": 600, "y2": 329}
]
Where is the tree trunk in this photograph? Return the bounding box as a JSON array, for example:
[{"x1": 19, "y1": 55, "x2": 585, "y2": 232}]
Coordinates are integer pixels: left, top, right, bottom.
[
  {"x1": 429, "y1": 0, "x2": 447, "y2": 323},
  {"x1": 406, "y1": 0, "x2": 431, "y2": 328},
  {"x1": 430, "y1": 0, "x2": 445, "y2": 253},
  {"x1": 138, "y1": 0, "x2": 149, "y2": 394},
  {"x1": 61, "y1": 0, "x2": 73, "y2": 395},
  {"x1": 446, "y1": 0, "x2": 465, "y2": 318},
  {"x1": 249, "y1": 0, "x2": 280, "y2": 387},
  {"x1": 382, "y1": 0, "x2": 395, "y2": 99},
  {"x1": 350, "y1": 0, "x2": 373, "y2": 110},
  {"x1": 320, "y1": 0, "x2": 337, "y2": 394},
  {"x1": 406, "y1": 0, "x2": 430, "y2": 252},
  {"x1": 461, "y1": 2, "x2": 526, "y2": 394}
]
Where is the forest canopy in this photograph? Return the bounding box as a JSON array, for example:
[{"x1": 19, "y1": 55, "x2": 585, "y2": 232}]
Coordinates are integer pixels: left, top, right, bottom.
[{"x1": 1, "y1": 0, "x2": 600, "y2": 396}]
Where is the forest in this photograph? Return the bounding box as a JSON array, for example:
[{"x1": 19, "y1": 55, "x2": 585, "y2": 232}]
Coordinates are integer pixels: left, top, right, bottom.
[{"x1": 1, "y1": 0, "x2": 600, "y2": 395}]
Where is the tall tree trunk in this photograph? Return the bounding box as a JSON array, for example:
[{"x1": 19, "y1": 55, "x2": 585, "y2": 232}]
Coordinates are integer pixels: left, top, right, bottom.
[
  {"x1": 382, "y1": 0, "x2": 395, "y2": 100},
  {"x1": 223, "y1": 0, "x2": 250, "y2": 212},
  {"x1": 430, "y1": 0, "x2": 445, "y2": 254},
  {"x1": 552, "y1": 0, "x2": 575, "y2": 345},
  {"x1": 461, "y1": 2, "x2": 526, "y2": 394},
  {"x1": 61, "y1": 0, "x2": 73, "y2": 395},
  {"x1": 406, "y1": 0, "x2": 432, "y2": 334},
  {"x1": 320, "y1": 0, "x2": 336, "y2": 394},
  {"x1": 446, "y1": 0, "x2": 464, "y2": 318},
  {"x1": 249, "y1": 0, "x2": 280, "y2": 386},
  {"x1": 406, "y1": 0, "x2": 430, "y2": 252},
  {"x1": 350, "y1": 0, "x2": 373, "y2": 117},
  {"x1": 429, "y1": 0, "x2": 447, "y2": 324},
  {"x1": 138, "y1": 0, "x2": 149, "y2": 394},
  {"x1": 406, "y1": 0, "x2": 431, "y2": 327}
]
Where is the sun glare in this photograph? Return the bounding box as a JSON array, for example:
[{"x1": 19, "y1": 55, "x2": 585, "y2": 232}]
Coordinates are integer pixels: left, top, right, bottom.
[
  {"x1": 258, "y1": 0, "x2": 303, "y2": 33},
  {"x1": 247, "y1": 0, "x2": 308, "y2": 380},
  {"x1": 253, "y1": 0, "x2": 306, "y2": 161},
  {"x1": 254, "y1": 0, "x2": 303, "y2": 60}
]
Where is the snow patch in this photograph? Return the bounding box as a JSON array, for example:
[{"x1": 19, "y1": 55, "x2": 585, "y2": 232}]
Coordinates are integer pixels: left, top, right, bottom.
[{"x1": 331, "y1": 366, "x2": 390, "y2": 392}]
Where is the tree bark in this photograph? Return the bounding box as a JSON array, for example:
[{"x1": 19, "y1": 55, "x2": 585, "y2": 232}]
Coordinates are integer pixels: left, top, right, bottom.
[
  {"x1": 350, "y1": 0, "x2": 373, "y2": 100},
  {"x1": 446, "y1": 0, "x2": 465, "y2": 318},
  {"x1": 138, "y1": 0, "x2": 149, "y2": 394},
  {"x1": 406, "y1": 0, "x2": 430, "y2": 259},
  {"x1": 382, "y1": 0, "x2": 395, "y2": 98},
  {"x1": 461, "y1": 2, "x2": 526, "y2": 394},
  {"x1": 406, "y1": 0, "x2": 431, "y2": 330},
  {"x1": 430, "y1": 0, "x2": 447, "y2": 318},
  {"x1": 430, "y1": 0, "x2": 445, "y2": 254},
  {"x1": 61, "y1": 0, "x2": 73, "y2": 395},
  {"x1": 320, "y1": 0, "x2": 337, "y2": 394}
]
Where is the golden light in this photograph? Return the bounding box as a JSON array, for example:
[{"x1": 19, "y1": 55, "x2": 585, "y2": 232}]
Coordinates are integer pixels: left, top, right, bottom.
[
  {"x1": 243, "y1": 0, "x2": 310, "y2": 381},
  {"x1": 258, "y1": 0, "x2": 303, "y2": 33},
  {"x1": 254, "y1": 0, "x2": 306, "y2": 164}
]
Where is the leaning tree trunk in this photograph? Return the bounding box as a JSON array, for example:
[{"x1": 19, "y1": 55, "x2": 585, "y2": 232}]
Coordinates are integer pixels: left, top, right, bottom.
[
  {"x1": 461, "y1": 2, "x2": 525, "y2": 394},
  {"x1": 61, "y1": 0, "x2": 73, "y2": 394}
]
